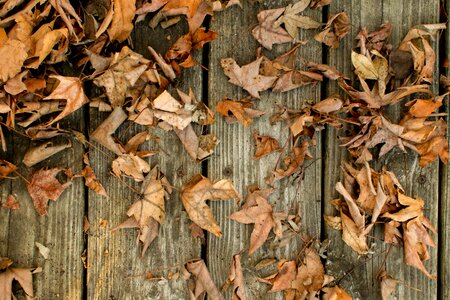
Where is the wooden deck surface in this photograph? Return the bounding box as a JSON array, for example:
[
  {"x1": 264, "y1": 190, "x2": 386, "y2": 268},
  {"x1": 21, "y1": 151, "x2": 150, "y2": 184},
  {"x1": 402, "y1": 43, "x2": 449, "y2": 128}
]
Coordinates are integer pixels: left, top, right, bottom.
[{"x1": 0, "y1": 0, "x2": 449, "y2": 299}]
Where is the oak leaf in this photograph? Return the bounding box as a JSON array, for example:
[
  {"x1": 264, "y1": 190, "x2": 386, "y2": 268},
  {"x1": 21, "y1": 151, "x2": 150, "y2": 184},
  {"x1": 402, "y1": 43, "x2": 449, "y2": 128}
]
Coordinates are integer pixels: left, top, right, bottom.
[
  {"x1": 181, "y1": 174, "x2": 239, "y2": 237},
  {"x1": 221, "y1": 57, "x2": 277, "y2": 98},
  {"x1": 26, "y1": 168, "x2": 72, "y2": 216}
]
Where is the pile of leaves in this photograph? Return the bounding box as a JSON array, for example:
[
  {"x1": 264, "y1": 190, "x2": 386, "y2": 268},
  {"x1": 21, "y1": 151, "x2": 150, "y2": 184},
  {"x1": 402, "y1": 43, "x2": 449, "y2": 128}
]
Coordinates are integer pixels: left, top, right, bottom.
[{"x1": 0, "y1": 0, "x2": 448, "y2": 299}]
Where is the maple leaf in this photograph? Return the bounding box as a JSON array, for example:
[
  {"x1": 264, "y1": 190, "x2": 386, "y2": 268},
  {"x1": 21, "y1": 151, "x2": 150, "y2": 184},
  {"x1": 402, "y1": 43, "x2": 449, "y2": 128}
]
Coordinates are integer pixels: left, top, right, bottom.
[
  {"x1": 0, "y1": 258, "x2": 41, "y2": 300},
  {"x1": 180, "y1": 174, "x2": 239, "y2": 237},
  {"x1": 273, "y1": 0, "x2": 321, "y2": 40},
  {"x1": 108, "y1": 0, "x2": 136, "y2": 42},
  {"x1": 215, "y1": 97, "x2": 265, "y2": 127},
  {"x1": 44, "y1": 75, "x2": 89, "y2": 125},
  {"x1": 26, "y1": 168, "x2": 71, "y2": 216},
  {"x1": 253, "y1": 131, "x2": 281, "y2": 160},
  {"x1": 114, "y1": 167, "x2": 171, "y2": 256},
  {"x1": 251, "y1": 8, "x2": 293, "y2": 50},
  {"x1": 230, "y1": 187, "x2": 283, "y2": 254},
  {"x1": 183, "y1": 258, "x2": 224, "y2": 300},
  {"x1": 291, "y1": 247, "x2": 325, "y2": 294},
  {"x1": 267, "y1": 260, "x2": 297, "y2": 292},
  {"x1": 221, "y1": 57, "x2": 277, "y2": 98}
]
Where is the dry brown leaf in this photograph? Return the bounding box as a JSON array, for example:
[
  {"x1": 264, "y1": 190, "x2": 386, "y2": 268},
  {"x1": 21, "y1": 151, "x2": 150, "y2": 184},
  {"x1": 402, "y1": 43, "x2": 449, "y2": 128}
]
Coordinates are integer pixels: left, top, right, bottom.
[
  {"x1": 230, "y1": 187, "x2": 279, "y2": 254},
  {"x1": 251, "y1": 8, "x2": 293, "y2": 50},
  {"x1": 181, "y1": 174, "x2": 239, "y2": 237},
  {"x1": 92, "y1": 107, "x2": 127, "y2": 155},
  {"x1": 268, "y1": 260, "x2": 297, "y2": 292},
  {"x1": 26, "y1": 168, "x2": 72, "y2": 216},
  {"x1": 82, "y1": 154, "x2": 108, "y2": 198},
  {"x1": 253, "y1": 131, "x2": 281, "y2": 160},
  {"x1": 0, "y1": 260, "x2": 40, "y2": 300},
  {"x1": 2, "y1": 195, "x2": 20, "y2": 210},
  {"x1": 228, "y1": 254, "x2": 247, "y2": 300},
  {"x1": 108, "y1": 0, "x2": 136, "y2": 42},
  {"x1": 314, "y1": 12, "x2": 350, "y2": 48},
  {"x1": 0, "y1": 39, "x2": 27, "y2": 83},
  {"x1": 322, "y1": 286, "x2": 353, "y2": 300},
  {"x1": 310, "y1": 0, "x2": 333, "y2": 9},
  {"x1": 23, "y1": 141, "x2": 72, "y2": 167},
  {"x1": 0, "y1": 160, "x2": 16, "y2": 179},
  {"x1": 340, "y1": 210, "x2": 368, "y2": 255},
  {"x1": 274, "y1": 0, "x2": 321, "y2": 40},
  {"x1": 35, "y1": 242, "x2": 50, "y2": 260},
  {"x1": 112, "y1": 153, "x2": 150, "y2": 182},
  {"x1": 215, "y1": 98, "x2": 265, "y2": 127},
  {"x1": 175, "y1": 125, "x2": 219, "y2": 161},
  {"x1": 291, "y1": 247, "x2": 324, "y2": 294},
  {"x1": 27, "y1": 28, "x2": 69, "y2": 69},
  {"x1": 44, "y1": 75, "x2": 89, "y2": 125},
  {"x1": 114, "y1": 167, "x2": 170, "y2": 255},
  {"x1": 221, "y1": 57, "x2": 277, "y2": 98},
  {"x1": 378, "y1": 271, "x2": 398, "y2": 300},
  {"x1": 183, "y1": 258, "x2": 224, "y2": 300}
]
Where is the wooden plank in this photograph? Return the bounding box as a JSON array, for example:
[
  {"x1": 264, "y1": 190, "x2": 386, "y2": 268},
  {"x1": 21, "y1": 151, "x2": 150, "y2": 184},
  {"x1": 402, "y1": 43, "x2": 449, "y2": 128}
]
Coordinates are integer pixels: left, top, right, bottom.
[
  {"x1": 440, "y1": 2, "x2": 450, "y2": 299},
  {"x1": 0, "y1": 110, "x2": 85, "y2": 299},
  {"x1": 86, "y1": 23, "x2": 202, "y2": 299},
  {"x1": 207, "y1": 2, "x2": 322, "y2": 298},
  {"x1": 324, "y1": 1, "x2": 440, "y2": 299}
]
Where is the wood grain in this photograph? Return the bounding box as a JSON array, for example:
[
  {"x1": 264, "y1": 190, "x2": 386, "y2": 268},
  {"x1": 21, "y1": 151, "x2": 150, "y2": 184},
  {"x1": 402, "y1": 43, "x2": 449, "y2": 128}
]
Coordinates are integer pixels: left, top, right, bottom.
[
  {"x1": 86, "y1": 22, "x2": 202, "y2": 299},
  {"x1": 324, "y1": 1, "x2": 440, "y2": 299},
  {"x1": 1, "y1": 110, "x2": 85, "y2": 299},
  {"x1": 440, "y1": 2, "x2": 450, "y2": 299},
  {"x1": 207, "y1": 1, "x2": 322, "y2": 299}
]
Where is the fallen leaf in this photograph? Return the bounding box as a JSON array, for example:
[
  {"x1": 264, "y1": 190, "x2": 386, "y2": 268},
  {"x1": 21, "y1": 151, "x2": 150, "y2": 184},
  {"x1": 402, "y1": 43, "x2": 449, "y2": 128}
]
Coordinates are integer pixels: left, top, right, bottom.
[
  {"x1": 112, "y1": 153, "x2": 150, "y2": 182},
  {"x1": 253, "y1": 131, "x2": 281, "y2": 160},
  {"x1": 322, "y1": 286, "x2": 353, "y2": 300},
  {"x1": 181, "y1": 174, "x2": 239, "y2": 237},
  {"x1": 108, "y1": 0, "x2": 136, "y2": 42},
  {"x1": 82, "y1": 154, "x2": 108, "y2": 198},
  {"x1": 221, "y1": 57, "x2": 277, "y2": 98},
  {"x1": 227, "y1": 254, "x2": 247, "y2": 300},
  {"x1": 44, "y1": 75, "x2": 89, "y2": 125},
  {"x1": 35, "y1": 242, "x2": 50, "y2": 259},
  {"x1": 268, "y1": 260, "x2": 297, "y2": 291},
  {"x1": 215, "y1": 97, "x2": 265, "y2": 127},
  {"x1": 92, "y1": 107, "x2": 127, "y2": 155},
  {"x1": 378, "y1": 271, "x2": 398, "y2": 300},
  {"x1": 0, "y1": 160, "x2": 16, "y2": 180},
  {"x1": 26, "y1": 168, "x2": 71, "y2": 216},
  {"x1": 2, "y1": 195, "x2": 20, "y2": 210},
  {"x1": 230, "y1": 187, "x2": 279, "y2": 254},
  {"x1": 251, "y1": 8, "x2": 293, "y2": 50},
  {"x1": 23, "y1": 141, "x2": 72, "y2": 167},
  {"x1": 314, "y1": 12, "x2": 350, "y2": 48},
  {"x1": 274, "y1": 0, "x2": 321, "y2": 40},
  {"x1": 0, "y1": 260, "x2": 40, "y2": 300},
  {"x1": 0, "y1": 39, "x2": 27, "y2": 83},
  {"x1": 183, "y1": 258, "x2": 224, "y2": 300},
  {"x1": 291, "y1": 247, "x2": 325, "y2": 294}
]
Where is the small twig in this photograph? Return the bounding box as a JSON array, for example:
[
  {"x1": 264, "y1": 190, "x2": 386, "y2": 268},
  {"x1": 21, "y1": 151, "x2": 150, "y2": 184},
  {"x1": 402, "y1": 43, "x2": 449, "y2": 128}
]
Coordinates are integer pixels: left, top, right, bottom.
[
  {"x1": 14, "y1": 170, "x2": 30, "y2": 185},
  {"x1": 111, "y1": 172, "x2": 141, "y2": 195}
]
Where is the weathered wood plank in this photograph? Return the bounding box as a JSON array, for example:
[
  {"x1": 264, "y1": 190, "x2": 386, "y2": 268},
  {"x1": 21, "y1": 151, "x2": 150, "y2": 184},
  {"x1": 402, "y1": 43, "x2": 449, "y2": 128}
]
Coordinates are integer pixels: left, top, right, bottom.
[
  {"x1": 324, "y1": 1, "x2": 440, "y2": 299},
  {"x1": 86, "y1": 23, "x2": 202, "y2": 299},
  {"x1": 207, "y1": 2, "x2": 322, "y2": 298},
  {"x1": 440, "y1": 2, "x2": 450, "y2": 299},
  {"x1": 0, "y1": 110, "x2": 85, "y2": 299}
]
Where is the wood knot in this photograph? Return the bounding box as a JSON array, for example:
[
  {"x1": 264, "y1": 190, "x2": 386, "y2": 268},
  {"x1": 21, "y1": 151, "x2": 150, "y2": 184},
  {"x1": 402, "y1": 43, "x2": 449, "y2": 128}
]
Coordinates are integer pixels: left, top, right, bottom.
[
  {"x1": 223, "y1": 166, "x2": 233, "y2": 177},
  {"x1": 417, "y1": 175, "x2": 427, "y2": 184}
]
